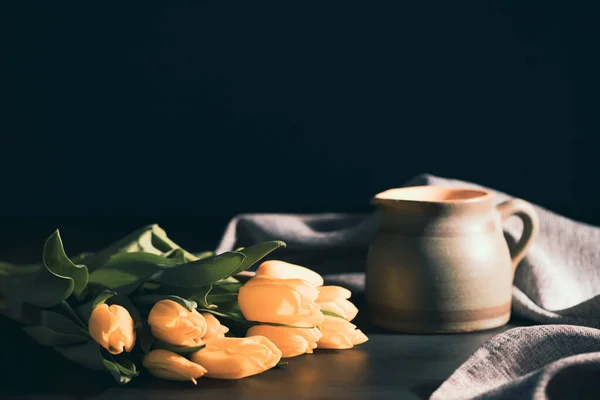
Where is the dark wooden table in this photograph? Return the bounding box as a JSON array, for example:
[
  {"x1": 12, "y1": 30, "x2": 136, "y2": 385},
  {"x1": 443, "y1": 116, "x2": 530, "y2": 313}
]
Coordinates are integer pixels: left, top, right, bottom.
[{"x1": 0, "y1": 294, "x2": 523, "y2": 400}]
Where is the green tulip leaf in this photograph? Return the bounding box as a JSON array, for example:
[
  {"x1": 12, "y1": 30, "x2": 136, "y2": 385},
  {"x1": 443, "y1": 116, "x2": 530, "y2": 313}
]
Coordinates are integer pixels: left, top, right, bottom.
[
  {"x1": 22, "y1": 308, "x2": 90, "y2": 349},
  {"x1": 92, "y1": 290, "x2": 118, "y2": 309},
  {"x1": 88, "y1": 252, "x2": 175, "y2": 295},
  {"x1": 232, "y1": 241, "x2": 286, "y2": 275},
  {"x1": 138, "y1": 281, "x2": 162, "y2": 291},
  {"x1": 206, "y1": 292, "x2": 238, "y2": 303},
  {"x1": 0, "y1": 265, "x2": 73, "y2": 308},
  {"x1": 152, "y1": 341, "x2": 206, "y2": 355},
  {"x1": 139, "y1": 323, "x2": 155, "y2": 354},
  {"x1": 149, "y1": 227, "x2": 198, "y2": 262},
  {"x1": 101, "y1": 357, "x2": 138, "y2": 384},
  {"x1": 213, "y1": 278, "x2": 244, "y2": 294},
  {"x1": 321, "y1": 309, "x2": 347, "y2": 319},
  {"x1": 188, "y1": 285, "x2": 214, "y2": 309},
  {"x1": 0, "y1": 261, "x2": 40, "y2": 273},
  {"x1": 194, "y1": 251, "x2": 215, "y2": 260},
  {"x1": 111, "y1": 356, "x2": 139, "y2": 378},
  {"x1": 211, "y1": 280, "x2": 243, "y2": 293},
  {"x1": 82, "y1": 225, "x2": 199, "y2": 272},
  {"x1": 214, "y1": 300, "x2": 242, "y2": 317},
  {"x1": 163, "y1": 248, "x2": 188, "y2": 264},
  {"x1": 39, "y1": 310, "x2": 90, "y2": 336},
  {"x1": 70, "y1": 252, "x2": 95, "y2": 264},
  {"x1": 54, "y1": 340, "x2": 107, "y2": 371},
  {"x1": 43, "y1": 230, "x2": 89, "y2": 297},
  {"x1": 0, "y1": 302, "x2": 41, "y2": 325},
  {"x1": 54, "y1": 340, "x2": 138, "y2": 384},
  {"x1": 1, "y1": 268, "x2": 74, "y2": 308},
  {"x1": 231, "y1": 273, "x2": 254, "y2": 284},
  {"x1": 196, "y1": 308, "x2": 251, "y2": 326},
  {"x1": 132, "y1": 294, "x2": 197, "y2": 312},
  {"x1": 0, "y1": 234, "x2": 88, "y2": 308},
  {"x1": 155, "y1": 252, "x2": 246, "y2": 288},
  {"x1": 50, "y1": 301, "x2": 87, "y2": 328},
  {"x1": 132, "y1": 283, "x2": 215, "y2": 309},
  {"x1": 23, "y1": 325, "x2": 88, "y2": 346}
]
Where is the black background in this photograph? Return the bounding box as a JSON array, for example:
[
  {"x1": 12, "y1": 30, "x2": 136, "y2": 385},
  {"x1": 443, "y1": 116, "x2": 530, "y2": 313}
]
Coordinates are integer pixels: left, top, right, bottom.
[
  {"x1": 1, "y1": 2, "x2": 599, "y2": 397},
  {"x1": 1, "y1": 1, "x2": 597, "y2": 261}
]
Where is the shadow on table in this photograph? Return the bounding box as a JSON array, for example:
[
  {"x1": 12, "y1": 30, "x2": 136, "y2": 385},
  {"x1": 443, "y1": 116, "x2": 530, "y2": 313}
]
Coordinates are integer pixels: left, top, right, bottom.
[
  {"x1": 0, "y1": 315, "x2": 370, "y2": 399},
  {"x1": 0, "y1": 316, "x2": 113, "y2": 397},
  {"x1": 0, "y1": 294, "x2": 530, "y2": 399}
]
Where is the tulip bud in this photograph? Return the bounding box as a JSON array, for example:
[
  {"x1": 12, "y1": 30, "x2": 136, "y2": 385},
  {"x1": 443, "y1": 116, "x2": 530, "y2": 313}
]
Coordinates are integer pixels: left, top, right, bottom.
[
  {"x1": 88, "y1": 303, "x2": 136, "y2": 355},
  {"x1": 317, "y1": 286, "x2": 359, "y2": 321},
  {"x1": 246, "y1": 325, "x2": 322, "y2": 358},
  {"x1": 148, "y1": 300, "x2": 207, "y2": 347},
  {"x1": 143, "y1": 349, "x2": 207, "y2": 384},
  {"x1": 256, "y1": 260, "x2": 324, "y2": 287},
  {"x1": 190, "y1": 336, "x2": 282, "y2": 379},
  {"x1": 317, "y1": 315, "x2": 368, "y2": 349},
  {"x1": 201, "y1": 313, "x2": 229, "y2": 340},
  {"x1": 238, "y1": 276, "x2": 324, "y2": 327}
]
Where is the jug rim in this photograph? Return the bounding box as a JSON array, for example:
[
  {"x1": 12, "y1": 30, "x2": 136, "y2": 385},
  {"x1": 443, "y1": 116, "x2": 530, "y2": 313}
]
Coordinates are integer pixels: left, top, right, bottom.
[{"x1": 373, "y1": 186, "x2": 492, "y2": 204}]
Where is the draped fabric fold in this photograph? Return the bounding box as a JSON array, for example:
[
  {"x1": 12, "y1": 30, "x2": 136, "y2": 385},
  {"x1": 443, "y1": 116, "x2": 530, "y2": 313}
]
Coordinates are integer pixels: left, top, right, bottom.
[{"x1": 216, "y1": 174, "x2": 600, "y2": 399}]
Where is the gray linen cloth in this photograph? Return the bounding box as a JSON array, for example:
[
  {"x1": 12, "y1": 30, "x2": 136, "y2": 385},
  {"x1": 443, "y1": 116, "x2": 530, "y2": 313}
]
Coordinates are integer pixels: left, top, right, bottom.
[{"x1": 216, "y1": 174, "x2": 600, "y2": 399}]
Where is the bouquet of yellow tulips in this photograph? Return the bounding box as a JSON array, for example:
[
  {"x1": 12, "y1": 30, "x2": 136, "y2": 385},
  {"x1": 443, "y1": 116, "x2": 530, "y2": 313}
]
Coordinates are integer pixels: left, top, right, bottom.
[{"x1": 0, "y1": 224, "x2": 367, "y2": 384}]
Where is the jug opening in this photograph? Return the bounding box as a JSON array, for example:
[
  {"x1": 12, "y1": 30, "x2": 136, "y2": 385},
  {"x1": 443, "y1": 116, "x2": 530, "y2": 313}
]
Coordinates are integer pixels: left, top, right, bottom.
[{"x1": 375, "y1": 186, "x2": 490, "y2": 203}]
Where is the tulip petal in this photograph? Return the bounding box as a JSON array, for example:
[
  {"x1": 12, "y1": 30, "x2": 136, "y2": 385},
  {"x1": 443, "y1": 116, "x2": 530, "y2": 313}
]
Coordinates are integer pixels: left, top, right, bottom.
[
  {"x1": 318, "y1": 299, "x2": 359, "y2": 321},
  {"x1": 317, "y1": 333, "x2": 355, "y2": 349},
  {"x1": 317, "y1": 315, "x2": 368, "y2": 350},
  {"x1": 350, "y1": 329, "x2": 369, "y2": 345},
  {"x1": 109, "y1": 304, "x2": 136, "y2": 352},
  {"x1": 239, "y1": 278, "x2": 324, "y2": 327},
  {"x1": 89, "y1": 303, "x2": 136, "y2": 355},
  {"x1": 148, "y1": 300, "x2": 207, "y2": 347},
  {"x1": 247, "y1": 326, "x2": 322, "y2": 358},
  {"x1": 256, "y1": 260, "x2": 324, "y2": 287},
  {"x1": 337, "y1": 299, "x2": 359, "y2": 321},
  {"x1": 191, "y1": 336, "x2": 282, "y2": 379},
  {"x1": 201, "y1": 313, "x2": 230, "y2": 340},
  {"x1": 317, "y1": 286, "x2": 352, "y2": 302},
  {"x1": 143, "y1": 349, "x2": 207, "y2": 384}
]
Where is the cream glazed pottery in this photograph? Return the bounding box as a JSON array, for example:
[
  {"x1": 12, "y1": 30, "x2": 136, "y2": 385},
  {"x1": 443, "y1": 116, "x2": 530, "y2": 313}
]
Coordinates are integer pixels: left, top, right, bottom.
[{"x1": 366, "y1": 186, "x2": 539, "y2": 333}]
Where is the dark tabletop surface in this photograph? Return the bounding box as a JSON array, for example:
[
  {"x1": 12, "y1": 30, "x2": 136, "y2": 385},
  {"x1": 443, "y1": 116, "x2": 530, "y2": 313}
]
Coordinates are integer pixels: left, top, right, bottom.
[{"x1": 0, "y1": 293, "x2": 527, "y2": 400}]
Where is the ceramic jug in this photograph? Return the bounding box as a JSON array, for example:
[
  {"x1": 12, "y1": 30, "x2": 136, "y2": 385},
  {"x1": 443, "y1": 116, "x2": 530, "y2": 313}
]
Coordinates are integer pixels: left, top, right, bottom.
[{"x1": 366, "y1": 186, "x2": 539, "y2": 333}]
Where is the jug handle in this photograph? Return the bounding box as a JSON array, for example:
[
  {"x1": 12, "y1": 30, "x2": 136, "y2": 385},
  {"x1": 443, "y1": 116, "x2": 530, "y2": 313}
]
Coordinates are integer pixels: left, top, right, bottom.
[{"x1": 496, "y1": 198, "x2": 539, "y2": 272}]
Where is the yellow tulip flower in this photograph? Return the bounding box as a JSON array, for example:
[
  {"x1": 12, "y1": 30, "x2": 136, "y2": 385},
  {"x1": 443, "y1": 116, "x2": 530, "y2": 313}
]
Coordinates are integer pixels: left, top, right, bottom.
[
  {"x1": 255, "y1": 260, "x2": 324, "y2": 287},
  {"x1": 317, "y1": 315, "x2": 368, "y2": 349},
  {"x1": 246, "y1": 325, "x2": 322, "y2": 358},
  {"x1": 191, "y1": 336, "x2": 282, "y2": 379},
  {"x1": 238, "y1": 276, "x2": 323, "y2": 327},
  {"x1": 317, "y1": 286, "x2": 359, "y2": 321},
  {"x1": 88, "y1": 303, "x2": 136, "y2": 355},
  {"x1": 148, "y1": 300, "x2": 207, "y2": 347},
  {"x1": 143, "y1": 349, "x2": 207, "y2": 384},
  {"x1": 201, "y1": 313, "x2": 229, "y2": 340}
]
